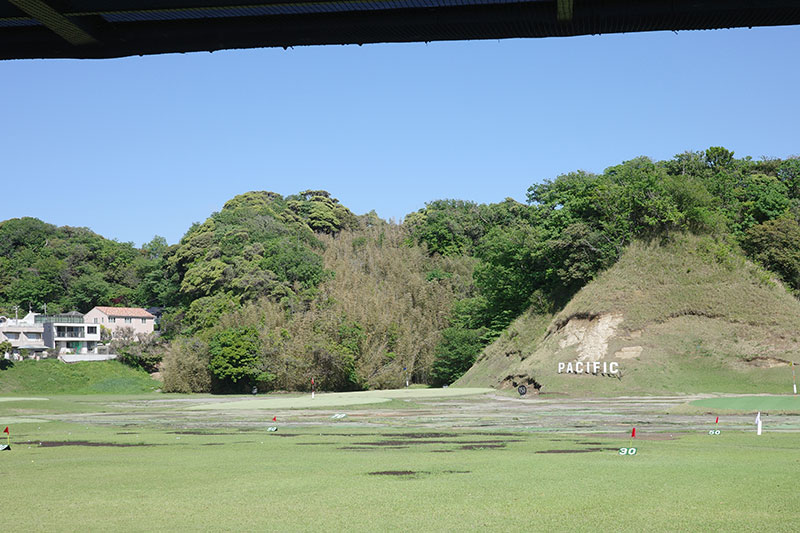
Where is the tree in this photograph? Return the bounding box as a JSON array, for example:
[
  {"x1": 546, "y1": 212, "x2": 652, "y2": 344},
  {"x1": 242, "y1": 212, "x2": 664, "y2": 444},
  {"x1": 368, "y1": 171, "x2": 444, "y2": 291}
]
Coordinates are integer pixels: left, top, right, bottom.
[
  {"x1": 207, "y1": 326, "x2": 264, "y2": 391},
  {"x1": 741, "y1": 216, "x2": 800, "y2": 291},
  {"x1": 430, "y1": 326, "x2": 487, "y2": 386},
  {"x1": 0, "y1": 340, "x2": 12, "y2": 356}
]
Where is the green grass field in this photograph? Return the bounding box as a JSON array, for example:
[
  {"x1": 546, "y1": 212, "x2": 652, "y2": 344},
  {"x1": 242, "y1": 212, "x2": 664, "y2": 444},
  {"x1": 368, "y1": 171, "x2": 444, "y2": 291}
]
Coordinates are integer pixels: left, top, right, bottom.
[
  {"x1": 691, "y1": 395, "x2": 800, "y2": 411},
  {"x1": 2, "y1": 390, "x2": 800, "y2": 531},
  {"x1": 0, "y1": 360, "x2": 160, "y2": 395}
]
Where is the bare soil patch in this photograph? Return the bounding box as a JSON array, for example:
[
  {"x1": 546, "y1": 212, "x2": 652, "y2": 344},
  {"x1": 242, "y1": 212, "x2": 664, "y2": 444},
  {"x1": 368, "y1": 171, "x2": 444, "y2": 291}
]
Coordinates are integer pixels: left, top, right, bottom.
[
  {"x1": 38, "y1": 441, "x2": 155, "y2": 448},
  {"x1": 369, "y1": 471, "x2": 419, "y2": 476},
  {"x1": 460, "y1": 443, "x2": 506, "y2": 450},
  {"x1": 353, "y1": 439, "x2": 517, "y2": 447},
  {"x1": 579, "y1": 432, "x2": 676, "y2": 441},
  {"x1": 535, "y1": 447, "x2": 616, "y2": 454}
]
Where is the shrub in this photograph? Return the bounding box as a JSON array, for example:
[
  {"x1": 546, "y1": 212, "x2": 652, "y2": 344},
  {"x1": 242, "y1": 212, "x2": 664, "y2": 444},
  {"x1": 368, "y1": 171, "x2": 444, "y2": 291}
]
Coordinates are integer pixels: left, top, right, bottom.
[{"x1": 161, "y1": 338, "x2": 212, "y2": 393}]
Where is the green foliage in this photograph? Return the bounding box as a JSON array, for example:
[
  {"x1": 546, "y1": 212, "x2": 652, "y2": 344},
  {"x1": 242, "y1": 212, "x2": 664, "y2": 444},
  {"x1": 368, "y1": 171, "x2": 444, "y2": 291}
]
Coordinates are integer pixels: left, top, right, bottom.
[
  {"x1": 286, "y1": 190, "x2": 359, "y2": 234},
  {"x1": 161, "y1": 337, "x2": 212, "y2": 393},
  {"x1": 207, "y1": 326, "x2": 263, "y2": 391},
  {"x1": 161, "y1": 190, "x2": 352, "y2": 333},
  {"x1": 0, "y1": 339, "x2": 12, "y2": 355},
  {"x1": 0, "y1": 217, "x2": 163, "y2": 313},
  {"x1": 111, "y1": 331, "x2": 164, "y2": 373},
  {"x1": 742, "y1": 215, "x2": 800, "y2": 291},
  {"x1": 777, "y1": 157, "x2": 800, "y2": 198},
  {"x1": 406, "y1": 198, "x2": 527, "y2": 256},
  {"x1": 0, "y1": 359, "x2": 159, "y2": 394},
  {"x1": 430, "y1": 326, "x2": 487, "y2": 386}
]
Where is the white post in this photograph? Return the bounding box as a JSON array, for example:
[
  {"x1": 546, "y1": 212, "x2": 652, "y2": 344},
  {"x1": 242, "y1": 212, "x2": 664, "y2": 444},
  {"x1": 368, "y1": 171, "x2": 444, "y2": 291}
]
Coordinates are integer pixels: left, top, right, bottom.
[{"x1": 756, "y1": 411, "x2": 762, "y2": 436}]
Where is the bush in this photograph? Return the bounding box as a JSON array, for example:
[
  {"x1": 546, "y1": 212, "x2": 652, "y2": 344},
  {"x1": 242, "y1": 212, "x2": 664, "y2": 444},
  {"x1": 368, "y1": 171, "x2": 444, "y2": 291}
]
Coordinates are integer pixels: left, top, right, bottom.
[
  {"x1": 430, "y1": 326, "x2": 487, "y2": 387},
  {"x1": 207, "y1": 326, "x2": 262, "y2": 392},
  {"x1": 111, "y1": 329, "x2": 163, "y2": 373},
  {"x1": 161, "y1": 338, "x2": 212, "y2": 393}
]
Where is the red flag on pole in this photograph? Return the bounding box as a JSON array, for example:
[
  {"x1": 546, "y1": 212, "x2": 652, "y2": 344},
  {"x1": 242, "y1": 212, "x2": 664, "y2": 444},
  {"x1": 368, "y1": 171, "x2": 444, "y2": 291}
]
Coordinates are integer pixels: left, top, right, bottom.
[
  {"x1": 272, "y1": 416, "x2": 276, "y2": 422},
  {"x1": 631, "y1": 427, "x2": 636, "y2": 438},
  {"x1": 715, "y1": 416, "x2": 719, "y2": 424},
  {"x1": 3, "y1": 427, "x2": 8, "y2": 434}
]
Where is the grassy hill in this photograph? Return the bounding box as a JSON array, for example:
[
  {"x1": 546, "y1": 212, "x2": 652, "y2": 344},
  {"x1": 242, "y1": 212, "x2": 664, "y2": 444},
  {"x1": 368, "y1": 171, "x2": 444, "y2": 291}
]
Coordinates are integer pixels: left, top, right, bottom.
[
  {"x1": 0, "y1": 359, "x2": 160, "y2": 395},
  {"x1": 457, "y1": 234, "x2": 800, "y2": 395}
]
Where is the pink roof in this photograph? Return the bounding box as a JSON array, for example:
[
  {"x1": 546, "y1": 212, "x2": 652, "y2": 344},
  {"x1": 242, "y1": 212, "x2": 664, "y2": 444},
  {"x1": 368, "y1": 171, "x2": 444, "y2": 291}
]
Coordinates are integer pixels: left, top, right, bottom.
[{"x1": 93, "y1": 307, "x2": 155, "y2": 319}]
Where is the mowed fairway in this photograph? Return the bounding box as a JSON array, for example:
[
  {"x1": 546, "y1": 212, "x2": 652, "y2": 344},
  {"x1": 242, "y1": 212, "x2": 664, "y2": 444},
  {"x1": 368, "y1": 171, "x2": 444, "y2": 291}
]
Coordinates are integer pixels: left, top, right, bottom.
[
  {"x1": 1, "y1": 390, "x2": 799, "y2": 532},
  {"x1": 691, "y1": 395, "x2": 800, "y2": 411}
]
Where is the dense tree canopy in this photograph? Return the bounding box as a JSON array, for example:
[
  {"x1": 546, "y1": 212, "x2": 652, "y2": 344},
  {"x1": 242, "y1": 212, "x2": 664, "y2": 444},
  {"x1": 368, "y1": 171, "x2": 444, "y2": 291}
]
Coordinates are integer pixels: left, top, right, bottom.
[
  {"x1": 5, "y1": 155, "x2": 800, "y2": 390},
  {"x1": 0, "y1": 217, "x2": 162, "y2": 314}
]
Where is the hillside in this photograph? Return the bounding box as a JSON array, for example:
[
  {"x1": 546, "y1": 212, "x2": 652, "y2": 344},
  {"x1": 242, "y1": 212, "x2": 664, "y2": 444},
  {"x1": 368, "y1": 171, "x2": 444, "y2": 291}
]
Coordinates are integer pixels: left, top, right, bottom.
[
  {"x1": 457, "y1": 234, "x2": 800, "y2": 395},
  {"x1": 0, "y1": 359, "x2": 160, "y2": 395},
  {"x1": 0, "y1": 217, "x2": 160, "y2": 314}
]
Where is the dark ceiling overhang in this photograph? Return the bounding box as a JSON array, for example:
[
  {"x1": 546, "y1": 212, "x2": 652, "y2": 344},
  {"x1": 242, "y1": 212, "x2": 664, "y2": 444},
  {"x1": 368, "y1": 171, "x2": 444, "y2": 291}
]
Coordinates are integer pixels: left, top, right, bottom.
[{"x1": 2, "y1": 1, "x2": 800, "y2": 60}]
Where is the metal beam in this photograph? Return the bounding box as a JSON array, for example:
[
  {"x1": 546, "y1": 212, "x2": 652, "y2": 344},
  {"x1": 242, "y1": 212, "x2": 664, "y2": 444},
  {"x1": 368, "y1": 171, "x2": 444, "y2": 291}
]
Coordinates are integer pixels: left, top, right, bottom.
[{"x1": 8, "y1": 0, "x2": 98, "y2": 46}]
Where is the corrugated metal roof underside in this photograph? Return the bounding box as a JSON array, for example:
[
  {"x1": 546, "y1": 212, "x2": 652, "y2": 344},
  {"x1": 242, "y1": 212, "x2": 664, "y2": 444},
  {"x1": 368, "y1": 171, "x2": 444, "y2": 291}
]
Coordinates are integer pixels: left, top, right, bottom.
[
  {"x1": 92, "y1": 0, "x2": 540, "y2": 20},
  {"x1": 1, "y1": 0, "x2": 800, "y2": 59}
]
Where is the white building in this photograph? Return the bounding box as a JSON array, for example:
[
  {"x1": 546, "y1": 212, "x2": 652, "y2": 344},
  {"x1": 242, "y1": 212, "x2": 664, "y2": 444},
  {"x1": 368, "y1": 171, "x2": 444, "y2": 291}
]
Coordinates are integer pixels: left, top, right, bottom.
[
  {"x1": 1, "y1": 311, "x2": 101, "y2": 356},
  {"x1": 84, "y1": 306, "x2": 155, "y2": 338},
  {"x1": 0, "y1": 313, "x2": 46, "y2": 356}
]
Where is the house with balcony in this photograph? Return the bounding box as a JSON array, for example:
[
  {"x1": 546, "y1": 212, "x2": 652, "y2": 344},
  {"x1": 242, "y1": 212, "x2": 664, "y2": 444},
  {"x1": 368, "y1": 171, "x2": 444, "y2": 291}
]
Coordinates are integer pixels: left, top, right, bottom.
[
  {"x1": 84, "y1": 306, "x2": 155, "y2": 338},
  {"x1": 38, "y1": 312, "x2": 101, "y2": 355},
  {"x1": 1, "y1": 311, "x2": 101, "y2": 357},
  {"x1": 0, "y1": 313, "x2": 47, "y2": 357}
]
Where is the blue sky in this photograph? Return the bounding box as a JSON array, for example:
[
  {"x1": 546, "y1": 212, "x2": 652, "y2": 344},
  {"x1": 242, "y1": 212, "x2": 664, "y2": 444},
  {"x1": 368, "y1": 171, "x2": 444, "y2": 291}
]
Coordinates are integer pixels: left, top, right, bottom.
[{"x1": 2, "y1": 25, "x2": 798, "y2": 247}]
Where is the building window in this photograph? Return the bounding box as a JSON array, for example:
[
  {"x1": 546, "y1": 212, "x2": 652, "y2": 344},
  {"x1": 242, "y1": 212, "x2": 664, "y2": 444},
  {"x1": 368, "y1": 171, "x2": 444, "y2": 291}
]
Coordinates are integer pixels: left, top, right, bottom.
[
  {"x1": 93, "y1": 318, "x2": 98, "y2": 324},
  {"x1": 25, "y1": 332, "x2": 41, "y2": 340},
  {"x1": 5, "y1": 333, "x2": 19, "y2": 340},
  {"x1": 87, "y1": 327, "x2": 97, "y2": 334},
  {"x1": 124, "y1": 318, "x2": 132, "y2": 323},
  {"x1": 142, "y1": 318, "x2": 147, "y2": 324},
  {"x1": 109, "y1": 318, "x2": 116, "y2": 323}
]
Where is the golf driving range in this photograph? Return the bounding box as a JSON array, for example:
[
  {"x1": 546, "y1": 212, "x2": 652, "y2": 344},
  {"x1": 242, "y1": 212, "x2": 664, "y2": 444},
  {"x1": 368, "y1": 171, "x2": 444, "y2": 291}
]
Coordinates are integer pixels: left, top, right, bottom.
[{"x1": 2, "y1": 388, "x2": 799, "y2": 531}]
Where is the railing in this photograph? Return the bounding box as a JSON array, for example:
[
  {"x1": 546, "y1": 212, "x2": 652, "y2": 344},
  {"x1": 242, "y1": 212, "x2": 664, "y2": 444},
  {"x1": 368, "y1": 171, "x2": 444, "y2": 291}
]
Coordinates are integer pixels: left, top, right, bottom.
[
  {"x1": 55, "y1": 331, "x2": 85, "y2": 338},
  {"x1": 36, "y1": 315, "x2": 84, "y2": 324}
]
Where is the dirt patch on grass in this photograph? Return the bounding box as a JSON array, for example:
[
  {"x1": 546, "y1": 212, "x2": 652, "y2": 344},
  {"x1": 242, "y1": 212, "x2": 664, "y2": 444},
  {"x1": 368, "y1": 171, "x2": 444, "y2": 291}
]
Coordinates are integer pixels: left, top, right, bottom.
[
  {"x1": 354, "y1": 439, "x2": 518, "y2": 447},
  {"x1": 536, "y1": 447, "x2": 616, "y2": 454},
  {"x1": 460, "y1": 443, "x2": 506, "y2": 450},
  {"x1": 169, "y1": 430, "x2": 238, "y2": 435},
  {"x1": 369, "y1": 471, "x2": 420, "y2": 476},
  {"x1": 579, "y1": 432, "x2": 676, "y2": 441},
  {"x1": 379, "y1": 432, "x2": 456, "y2": 439},
  {"x1": 38, "y1": 441, "x2": 155, "y2": 448},
  {"x1": 743, "y1": 356, "x2": 791, "y2": 368}
]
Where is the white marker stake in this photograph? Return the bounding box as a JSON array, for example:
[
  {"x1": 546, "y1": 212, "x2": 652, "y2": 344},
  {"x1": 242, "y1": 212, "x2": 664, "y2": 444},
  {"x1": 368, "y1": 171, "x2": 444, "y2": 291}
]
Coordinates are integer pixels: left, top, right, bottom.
[{"x1": 756, "y1": 411, "x2": 762, "y2": 436}]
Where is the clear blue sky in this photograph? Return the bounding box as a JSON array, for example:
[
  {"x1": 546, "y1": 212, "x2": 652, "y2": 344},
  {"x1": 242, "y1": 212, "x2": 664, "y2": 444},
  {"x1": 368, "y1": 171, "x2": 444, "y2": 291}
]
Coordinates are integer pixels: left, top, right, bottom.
[{"x1": 2, "y1": 25, "x2": 798, "y2": 247}]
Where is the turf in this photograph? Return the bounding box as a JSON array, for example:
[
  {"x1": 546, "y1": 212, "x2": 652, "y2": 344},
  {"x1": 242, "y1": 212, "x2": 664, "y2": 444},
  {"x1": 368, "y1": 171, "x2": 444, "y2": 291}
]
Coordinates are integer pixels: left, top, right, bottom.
[
  {"x1": 2, "y1": 423, "x2": 798, "y2": 531},
  {"x1": 460, "y1": 235, "x2": 800, "y2": 396},
  {"x1": 0, "y1": 359, "x2": 160, "y2": 395},
  {"x1": 188, "y1": 387, "x2": 494, "y2": 410},
  {"x1": 2, "y1": 393, "x2": 799, "y2": 531},
  {"x1": 691, "y1": 395, "x2": 800, "y2": 411}
]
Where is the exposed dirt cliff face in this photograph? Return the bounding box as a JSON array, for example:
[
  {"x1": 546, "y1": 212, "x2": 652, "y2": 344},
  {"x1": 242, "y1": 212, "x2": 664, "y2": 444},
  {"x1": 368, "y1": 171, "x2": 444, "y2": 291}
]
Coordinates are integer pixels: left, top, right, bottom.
[{"x1": 456, "y1": 235, "x2": 800, "y2": 396}]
